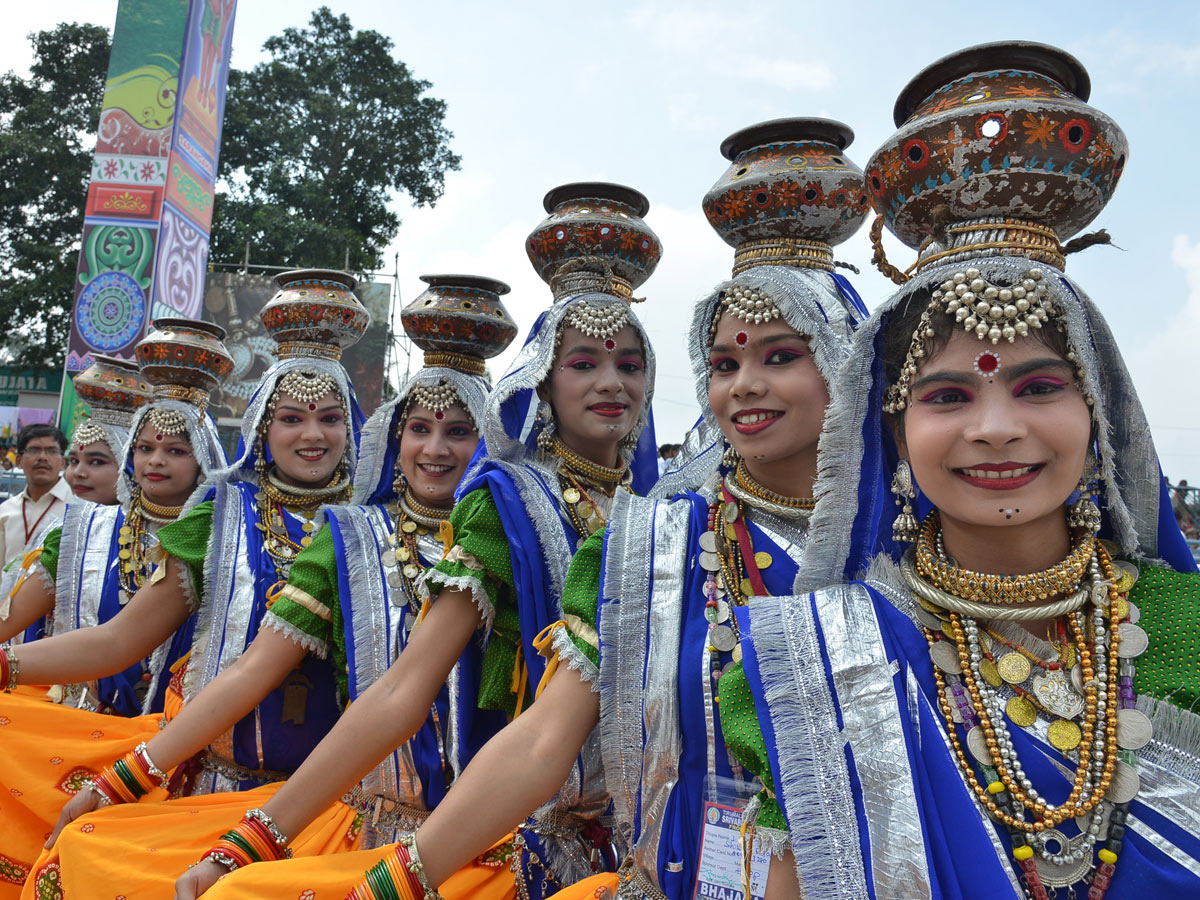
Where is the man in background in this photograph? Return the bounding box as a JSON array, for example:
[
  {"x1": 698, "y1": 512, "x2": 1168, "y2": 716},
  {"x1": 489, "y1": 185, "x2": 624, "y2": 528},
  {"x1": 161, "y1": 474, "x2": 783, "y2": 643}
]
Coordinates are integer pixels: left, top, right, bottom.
[{"x1": 0, "y1": 424, "x2": 70, "y2": 568}]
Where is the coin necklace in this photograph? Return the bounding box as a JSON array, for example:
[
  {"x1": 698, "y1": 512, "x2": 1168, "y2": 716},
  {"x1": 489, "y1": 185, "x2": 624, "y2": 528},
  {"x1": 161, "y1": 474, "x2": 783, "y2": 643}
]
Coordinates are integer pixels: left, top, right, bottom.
[
  {"x1": 553, "y1": 443, "x2": 632, "y2": 546},
  {"x1": 117, "y1": 487, "x2": 180, "y2": 605},
  {"x1": 380, "y1": 489, "x2": 447, "y2": 612},
  {"x1": 912, "y1": 524, "x2": 1149, "y2": 897}
]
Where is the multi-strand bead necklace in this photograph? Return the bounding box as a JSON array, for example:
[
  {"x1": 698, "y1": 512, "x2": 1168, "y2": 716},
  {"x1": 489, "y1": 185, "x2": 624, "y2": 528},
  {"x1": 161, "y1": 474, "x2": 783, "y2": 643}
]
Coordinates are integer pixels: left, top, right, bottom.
[
  {"x1": 117, "y1": 488, "x2": 183, "y2": 605},
  {"x1": 256, "y1": 467, "x2": 351, "y2": 583},
  {"x1": 381, "y1": 488, "x2": 450, "y2": 612},
  {"x1": 699, "y1": 463, "x2": 815, "y2": 661},
  {"x1": 905, "y1": 512, "x2": 1150, "y2": 898},
  {"x1": 546, "y1": 436, "x2": 632, "y2": 546}
]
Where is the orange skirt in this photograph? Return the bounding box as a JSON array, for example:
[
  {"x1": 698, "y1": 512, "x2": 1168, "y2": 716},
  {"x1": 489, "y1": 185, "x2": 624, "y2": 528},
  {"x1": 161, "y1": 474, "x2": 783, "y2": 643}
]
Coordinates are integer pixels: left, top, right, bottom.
[
  {"x1": 21, "y1": 783, "x2": 359, "y2": 900},
  {"x1": 0, "y1": 691, "x2": 164, "y2": 900},
  {"x1": 203, "y1": 835, "x2": 519, "y2": 900},
  {"x1": 544, "y1": 873, "x2": 621, "y2": 900}
]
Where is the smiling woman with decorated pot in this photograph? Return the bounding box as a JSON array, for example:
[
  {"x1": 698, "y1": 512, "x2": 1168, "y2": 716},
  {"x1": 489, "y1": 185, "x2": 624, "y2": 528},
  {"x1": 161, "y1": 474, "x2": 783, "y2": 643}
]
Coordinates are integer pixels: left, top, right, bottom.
[
  {"x1": 739, "y1": 43, "x2": 1200, "y2": 899},
  {"x1": 0, "y1": 356, "x2": 152, "y2": 648},
  {"x1": 166, "y1": 184, "x2": 662, "y2": 900},
  {"x1": 334, "y1": 120, "x2": 878, "y2": 900}
]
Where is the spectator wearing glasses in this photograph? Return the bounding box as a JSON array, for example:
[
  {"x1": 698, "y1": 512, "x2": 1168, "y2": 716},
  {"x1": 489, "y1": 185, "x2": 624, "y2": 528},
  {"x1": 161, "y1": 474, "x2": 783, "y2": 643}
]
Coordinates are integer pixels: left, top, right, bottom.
[{"x1": 0, "y1": 424, "x2": 70, "y2": 568}]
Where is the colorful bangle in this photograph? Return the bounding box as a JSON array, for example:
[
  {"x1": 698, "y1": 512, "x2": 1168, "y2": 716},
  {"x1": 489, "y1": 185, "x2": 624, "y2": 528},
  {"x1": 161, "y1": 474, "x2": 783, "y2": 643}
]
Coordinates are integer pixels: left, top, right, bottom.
[
  {"x1": 348, "y1": 837, "x2": 431, "y2": 900},
  {"x1": 1, "y1": 647, "x2": 18, "y2": 692},
  {"x1": 133, "y1": 742, "x2": 170, "y2": 789},
  {"x1": 198, "y1": 811, "x2": 293, "y2": 874}
]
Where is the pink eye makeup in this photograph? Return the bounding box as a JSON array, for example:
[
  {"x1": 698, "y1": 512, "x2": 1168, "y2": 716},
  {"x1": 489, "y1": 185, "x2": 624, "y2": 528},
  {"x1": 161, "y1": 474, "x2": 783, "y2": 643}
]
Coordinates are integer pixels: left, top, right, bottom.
[
  {"x1": 1013, "y1": 374, "x2": 1069, "y2": 395},
  {"x1": 917, "y1": 386, "x2": 972, "y2": 404}
]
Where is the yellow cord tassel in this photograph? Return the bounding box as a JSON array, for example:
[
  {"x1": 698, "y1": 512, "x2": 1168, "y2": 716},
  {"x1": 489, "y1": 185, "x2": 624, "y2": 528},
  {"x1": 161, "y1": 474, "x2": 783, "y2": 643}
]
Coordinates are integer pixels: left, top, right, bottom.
[
  {"x1": 9, "y1": 547, "x2": 44, "y2": 599},
  {"x1": 264, "y1": 580, "x2": 287, "y2": 609},
  {"x1": 438, "y1": 520, "x2": 455, "y2": 559},
  {"x1": 532, "y1": 621, "x2": 567, "y2": 700}
]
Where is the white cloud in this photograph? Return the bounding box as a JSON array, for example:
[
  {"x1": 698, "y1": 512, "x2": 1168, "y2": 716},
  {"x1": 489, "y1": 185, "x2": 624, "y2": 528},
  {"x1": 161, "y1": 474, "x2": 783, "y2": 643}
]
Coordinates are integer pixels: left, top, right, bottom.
[
  {"x1": 1125, "y1": 234, "x2": 1200, "y2": 481},
  {"x1": 741, "y1": 58, "x2": 835, "y2": 92}
]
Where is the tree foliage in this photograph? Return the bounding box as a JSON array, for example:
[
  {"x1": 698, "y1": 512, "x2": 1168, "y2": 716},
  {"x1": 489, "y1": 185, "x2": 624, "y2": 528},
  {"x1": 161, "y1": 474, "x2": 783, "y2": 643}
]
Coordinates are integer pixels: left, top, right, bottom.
[
  {"x1": 0, "y1": 7, "x2": 460, "y2": 366},
  {"x1": 0, "y1": 24, "x2": 110, "y2": 367},
  {"x1": 211, "y1": 7, "x2": 461, "y2": 271}
]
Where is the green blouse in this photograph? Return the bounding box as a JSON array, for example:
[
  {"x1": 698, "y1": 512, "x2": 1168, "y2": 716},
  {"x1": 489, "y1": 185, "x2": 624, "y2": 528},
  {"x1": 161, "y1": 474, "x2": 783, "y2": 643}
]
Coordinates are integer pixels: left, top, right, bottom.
[
  {"x1": 1130, "y1": 563, "x2": 1200, "y2": 709},
  {"x1": 560, "y1": 528, "x2": 786, "y2": 830},
  {"x1": 38, "y1": 526, "x2": 62, "y2": 584},
  {"x1": 155, "y1": 500, "x2": 214, "y2": 606},
  {"x1": 424, "y1": 488, "x2": 528, "y2": 716},
  {"x1": 259, "y1": 523, "x2": 351, "y2": 703}
]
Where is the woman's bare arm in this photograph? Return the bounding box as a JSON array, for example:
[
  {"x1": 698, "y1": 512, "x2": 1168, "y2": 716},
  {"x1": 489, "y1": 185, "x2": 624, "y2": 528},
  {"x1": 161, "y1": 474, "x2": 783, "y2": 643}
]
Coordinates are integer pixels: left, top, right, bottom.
[
  {"x1": 15, "y1": 556, "x2": 193, "y2": 686},
  {"x1": 416, "y1": 664, "x2": 599, "y2": 886},
  {"x1": 0, "y1": 574, "x2": 54, "y2": 642}
]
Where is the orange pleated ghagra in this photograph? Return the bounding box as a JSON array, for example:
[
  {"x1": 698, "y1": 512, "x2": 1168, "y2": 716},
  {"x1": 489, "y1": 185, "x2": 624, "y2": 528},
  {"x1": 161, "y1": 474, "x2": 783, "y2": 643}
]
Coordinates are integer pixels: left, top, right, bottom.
[{"x1": 0, "y1": 691, "x2": 164, "y2": 900}]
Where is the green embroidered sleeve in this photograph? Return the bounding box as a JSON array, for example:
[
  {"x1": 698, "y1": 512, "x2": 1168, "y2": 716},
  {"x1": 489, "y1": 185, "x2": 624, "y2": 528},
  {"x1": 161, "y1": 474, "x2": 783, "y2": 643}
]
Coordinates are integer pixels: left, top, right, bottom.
[
  {"x1": 1131, "y1": 564, "x2": 1200, "y2": 710},
  {"x1": 155, "y1": 501, "x2": 214, "y2": 612},
  {"x1": 425, "y1": 488, "x2": 525, "y2": 715},
  {"x1": 718, "y1": 662, "x2": 787, "y2": 830},
  {"x1": 262, "y1": 522, "x2": 339, "y2": 653},
  {"x1": 39, "y1": 526, "x2": 62, "y2": 585},
  {"x1": 558, "y1": 527, "x2": 603, "y2": 678}
]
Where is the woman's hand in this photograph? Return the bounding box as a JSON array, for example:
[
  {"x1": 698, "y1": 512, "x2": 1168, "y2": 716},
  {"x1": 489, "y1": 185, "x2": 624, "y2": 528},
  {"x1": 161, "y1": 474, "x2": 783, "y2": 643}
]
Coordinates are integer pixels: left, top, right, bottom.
[
  {"x1": 44, "y1": 786, "x2": 106, "y2": 849},
  {"x1": 173, "y1": 860, "x2": 231, "y2": 900}
]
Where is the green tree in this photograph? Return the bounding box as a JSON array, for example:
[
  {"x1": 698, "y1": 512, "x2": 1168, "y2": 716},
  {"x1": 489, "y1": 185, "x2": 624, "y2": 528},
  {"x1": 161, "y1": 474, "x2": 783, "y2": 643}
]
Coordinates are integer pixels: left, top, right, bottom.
[
  {"x1": 212, "y1": 7, "x2": 461, "y2": 271},
  {"x1": 0, "y1": 23, "x2": 110, "y2": 367},
  {"x1": 0, "y1": 8, "x2": 459, "y2": 366}
]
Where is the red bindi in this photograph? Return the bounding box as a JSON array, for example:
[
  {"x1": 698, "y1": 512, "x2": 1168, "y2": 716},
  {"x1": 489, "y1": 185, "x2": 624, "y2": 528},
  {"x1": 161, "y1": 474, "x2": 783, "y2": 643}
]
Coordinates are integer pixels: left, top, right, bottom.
[
  {"x1": 155, "y1": 434, "x2": 164, "y2": 442},
  {"x1": 735, "y1": 331, "x2": 749, "y2": 347},
  {"x1": 434, "y1": 410, "x2": 445, "y2": 420},
  {"x1": 974, "y1": 351, "x2": 1001, "y2": 376},
  {"x1": 308, "y1": 403, "x2": 317, "y2": 411},
  {"x1": 604, "y1": 338, "x2": 616, "y2": 353}
]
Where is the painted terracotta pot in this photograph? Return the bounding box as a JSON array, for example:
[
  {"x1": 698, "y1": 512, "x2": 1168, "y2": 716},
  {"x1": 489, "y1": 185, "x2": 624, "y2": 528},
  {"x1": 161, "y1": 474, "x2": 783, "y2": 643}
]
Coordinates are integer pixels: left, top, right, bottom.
[
  {"x1": 401, "y1": 275, "x2": 517, "y2": 362},
  {"x1": 260, "y1": 269, "x2": 371, "y2": 358},
  {"x1": 526, "y1": 183, "x2": 662, "y2": 294},
  {"x1": 135, "y1": 318, "x2": 233, "y2": 393},
  {"x1": 703, "y1": 117, "x2": 869, "y2": 251},
  {"x1": 866, "y1": 41, "x2": 1127, "y2": 248},
  {"x1": 73, "y1": 354, "x2": 153, "y2": 413}
]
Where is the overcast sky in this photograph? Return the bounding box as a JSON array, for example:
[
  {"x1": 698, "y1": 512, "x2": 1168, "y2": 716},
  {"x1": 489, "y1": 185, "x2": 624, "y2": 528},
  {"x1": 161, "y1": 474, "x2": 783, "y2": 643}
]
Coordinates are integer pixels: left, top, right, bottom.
[{"x1": 7, "y1": 1, "x2": 1200, "y2": 480}]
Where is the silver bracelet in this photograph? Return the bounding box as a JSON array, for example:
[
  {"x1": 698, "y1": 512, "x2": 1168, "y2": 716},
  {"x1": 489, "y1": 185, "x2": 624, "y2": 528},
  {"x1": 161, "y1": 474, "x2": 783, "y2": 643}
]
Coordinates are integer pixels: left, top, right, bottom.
[
  {"x1": 82, "y1": 779, "x2": 113, "y2": 807},
  {"x1": 402, "y1": 832, "x2": 445, "y2": 900},
  {"x1": 245, "y1": 807, "x2": 294, "y2": 857},
  {"x1": 133, "y1": 742, "x2": 170, "y2": 789},
  {"x1": 2, "y1": 647, "x2": 18, "y2": 692},
  {"x1": 201, "y1": 850, "x2": 240, "y2": 872}
]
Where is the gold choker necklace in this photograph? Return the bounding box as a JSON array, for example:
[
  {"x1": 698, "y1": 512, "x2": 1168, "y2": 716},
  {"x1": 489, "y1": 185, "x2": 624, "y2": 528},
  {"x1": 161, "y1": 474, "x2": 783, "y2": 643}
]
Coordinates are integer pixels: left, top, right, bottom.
[
  {"x1": 914, "y1": 512, "x2": 1094, "y2": 605},
  {"x1": 263, "y1": 466, "x2": 351, "y2": 508},
  {"x1": 547, "y1": 435, "x2": 629, "y2": 489},
  {"x1": 138, "y1": 495, "x2": 185, "y2": 523},
  {"x1": 728, "y1": 461, "x2": 816, "y2": 516},
  {"x1": 400, "y1": 489, "x2": 451, "y2": 530}
]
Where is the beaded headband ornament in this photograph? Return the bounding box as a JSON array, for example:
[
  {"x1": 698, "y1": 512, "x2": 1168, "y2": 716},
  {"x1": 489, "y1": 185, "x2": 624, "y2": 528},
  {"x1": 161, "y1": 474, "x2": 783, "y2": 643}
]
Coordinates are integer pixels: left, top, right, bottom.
[
  {"x1": 883, "y1": 265, "x2": 1090, "y2": 413},
  {"x1": 70, "y1": 420, "x2": 110, "y2": 450},
  {"x1": 407, "y1": 379, "x2": 468, "y2": 423}
]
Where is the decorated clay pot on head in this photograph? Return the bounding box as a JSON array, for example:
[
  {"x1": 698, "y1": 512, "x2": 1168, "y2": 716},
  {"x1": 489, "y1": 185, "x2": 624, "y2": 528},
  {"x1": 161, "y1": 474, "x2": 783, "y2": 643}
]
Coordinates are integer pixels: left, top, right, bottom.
[
  {"x1": 260, "y1": 269, "x2": 371, "y2": 361},
  {"x1": 401, "y1": 275, "x2": 517, "y2": 375},
  {"x1": 135, "y1": 318, "x2": 234, "y2": 406},
  {"x1": 526, "y1": 183, "x2": 663, "y2": 300},
  {"x1": 867, "y1": 41, "x2": 1127, "y2": 252},
  {"x1": 703, "y1": 118, "x2": 870, "y2": 274},
  {"x1": 73, "y1": 355, "x2": 154, "y2": 420}
]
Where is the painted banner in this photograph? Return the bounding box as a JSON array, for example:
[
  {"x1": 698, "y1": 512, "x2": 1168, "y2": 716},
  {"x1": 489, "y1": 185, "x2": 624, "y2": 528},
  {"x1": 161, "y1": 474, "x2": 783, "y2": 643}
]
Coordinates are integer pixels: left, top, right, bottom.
[
  {"x1": 65, "y1": 0, "x2": 237, "y2": 373},
  {"x1": 203, "y1": 272, "x2": 392, "y2": 419}
]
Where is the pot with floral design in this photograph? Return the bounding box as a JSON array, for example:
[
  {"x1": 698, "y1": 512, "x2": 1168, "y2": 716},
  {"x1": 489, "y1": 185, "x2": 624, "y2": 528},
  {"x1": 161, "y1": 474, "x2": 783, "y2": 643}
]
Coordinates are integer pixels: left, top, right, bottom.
[
  {"x1": 401, "y1": 275, "x2": 517, "y2": 371},
  {"x1": 135, "y1": 318, "x2": 234, "y2": 396},
  {"x1": 73, "y1": 354, "x2": 154, "y2": 414},
  {"x1": 866, "y1": 41, "x2": 1127, "y2": 250},
  {"x1": 260, "y1": 269, "x2": 371, "y2": 361},
  {"x1": 703, "y1": 118, "x2": 869, "y2": 274},
  {"x1": 526, "y1": 183, "x2": 662, "y2": 299}
]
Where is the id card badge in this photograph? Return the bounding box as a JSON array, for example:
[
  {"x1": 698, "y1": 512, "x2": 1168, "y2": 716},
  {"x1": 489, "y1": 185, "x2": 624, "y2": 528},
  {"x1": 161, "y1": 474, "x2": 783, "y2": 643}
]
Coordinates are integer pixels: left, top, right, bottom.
[{"x1": 692, "y1": 776, "x2": 772, "y2": 900}]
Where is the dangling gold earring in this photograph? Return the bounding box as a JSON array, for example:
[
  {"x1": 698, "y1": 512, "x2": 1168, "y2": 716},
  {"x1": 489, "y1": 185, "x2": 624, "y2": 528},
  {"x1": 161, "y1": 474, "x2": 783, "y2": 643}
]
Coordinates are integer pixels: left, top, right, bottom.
[
  {"x1": 1067, "y1": 455, "x2": 1102, "y2": 534},
  {"x1": 535, "y1": 401, "x2": 556, "y2": 452},
  {"x1": 891, "y1": 459, "x2": 919, "y2": 543}
]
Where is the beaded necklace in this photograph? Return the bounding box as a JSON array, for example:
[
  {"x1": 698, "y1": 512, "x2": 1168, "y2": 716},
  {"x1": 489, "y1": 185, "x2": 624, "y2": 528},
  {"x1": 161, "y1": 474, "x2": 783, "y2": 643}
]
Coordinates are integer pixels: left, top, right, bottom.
[
  {"x1": 380, "y1": 489, "x2": 450, "y2": 612},
  {"x1": 548, "y1": 438, "x2": 632, "y2": 546},
  {"x1": 117, "y1": 488, "x2": 183, "y2": 605},
  {"x1": 256, "y1": 467, "x2": 351, "y2": 582},
  {"x1": 905, "y1": 514, "x2": 1151, "y2": 898}
]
